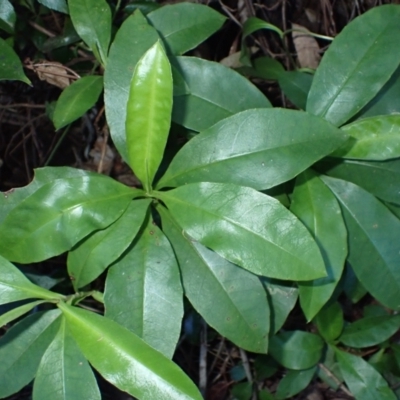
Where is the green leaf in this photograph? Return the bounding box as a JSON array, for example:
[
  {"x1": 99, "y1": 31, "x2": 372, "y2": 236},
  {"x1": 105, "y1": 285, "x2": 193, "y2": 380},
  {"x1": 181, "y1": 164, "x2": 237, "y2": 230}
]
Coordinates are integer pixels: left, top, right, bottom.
[
  {"x1": 231, "y1": 382, "x2": 252, "y2": 400},
  {"x1": 68, "y1": 0, "x2": 111, "y2": 65},
  {"x1": 156, "y1": 182, "x2": 326, "y2": 281},
  {"x1": 53, "y1": 75, "x2": 103, "y2": 130},
  {"x1": 314, "y1": 301, "x2": 344, "y2": 342},
  {"x1": 275, "y1": 366, "x2": 316, "y2": 400},
  {"x1": 320, "y1": 158, "x2": 400, "y2": 205},
  {"x1": 291, "y1": 169, "x2": 347, "y2": 321},
  {"x1": 157, "y1": 109, "x2": 348, "y2": 191},
  {"x1": 37, "y1": 0, "x2": 68, "y2": 13},
  {"x1": 0, "y1": 300, "x2": 47, "y2": 328},
  {"x1": 339, "y1": 315, "x2": 400, "y2": 348},
  {"x1": 68, "y1": 199, "x2": 151, "y2": 290},
  {"x1": 335, "y1": 348, "x2": 396, "y2": 400},
  {"x1": 0, "y1": 0, "x2": 16, "y2": 33},
  {"x1": 126, "y1": 41, "x2": 172, "y2": 191},
  {"x1": 260, "y1": 278, "x2": 298, "y2": 333},
  {"x1": 171, "y1": 56, "x2": 271, "y2": 132},
  {"x1": 147, "y1": 3, "x2": 226, "y2": 55},
  {"x1": 332, "y1": 115, "x2": 400, "y2": 160},
  {"x1": 357, "y1": 65, "x2": 400, "y2": 119},
  {"x1": 33, "y1": 317, "x2": 100, "y2": 400},
  {"x1": 342, "y1": 264, "x2": 368, "y2": 304},
  {"x1": 307, "y1": 5, "x2": 400, "y2": 127},
  {"x1": 269, "y1": 331, "x2": 324, "y2": 370},
  {"x1": 0, "y1": 254, "x2": 65, "y2": 305},
  {"x1": 58, "y1": 303, "x2": 203, "y2": 400},
  {"x1": 0, "y1": 166, "x2": 106, "y2": 224},
  {"x1": 251, "y1": 56, "x2": 285, "y2": 80},
  {"x1": 278, "y1": 71, "x2": 313, "y2": 110},
  {"x1": 0, "y1": 38, "x2": 30, "y2": 84},
  {"x1": 104, "y1": 214, "x2": 183, "y2": 359},
  {"x1": 0, "y1": 310, "x2": 61, "y2": 398},
  {"x1": 321, "y1": 175, "x2": 400, "y2": 310},
  {"x1": 104, "y1": 10, "x2": 159, "y2": 162},
  {"x1": 159, "y1": 206, "x2": 270, "y2": 353},
  {"x1": 0, "y1": 174, "x2": 138, "y2": 263}
]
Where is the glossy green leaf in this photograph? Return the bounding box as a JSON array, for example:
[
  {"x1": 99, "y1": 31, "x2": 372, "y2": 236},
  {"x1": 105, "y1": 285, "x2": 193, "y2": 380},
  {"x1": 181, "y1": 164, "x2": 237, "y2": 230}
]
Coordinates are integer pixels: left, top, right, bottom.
[
  {"x1": 260, "y1": 278, "x2": 298, "y2": 333},
  {"x1": 147, "y1": 3, "x2": 226, "y2": 55},
  {"x1": 53, "y1": 76, "x2": 103, "y2": 130},
  {"x1": 33, "y1": 317, "x2": 100, "y2": 400},
  {"x1": 314, "y1": 302, "x2": 344, "y2": 342},
  {"x1": 0, "y1": 310, "x2": 61, "y2": 398},
  {"x1": 269, "y1": 331, "x2": 324, "y2": 370},
  {"x1": 157, "y1": 182, "x2": 326, "y2": 281},
  {"x1": 0, "y1": 174, "x2": 138, "y2": 263},
  {"x1": 104, "y1": 10, "x2": 159, "y2": 162},
  {"x1": 332, "y1": 115, "x2": 400, "y2": 160},
  {"x1": 157, "y1": 109, "x2": 347, "y2": 190},
  {"x1": 104, "y1": 215, "x2": 183, "y2": 358},
  {"x1": 0, "y1": 38, "x2": 30, "y2": 84},
  {"x1": 159, "y1": 206, "x2": 270, "y2": 353},
  {"x1": 0, "y1": 300, "x2": 47, "y2": 328},
  {"x1": 0, "y1": 254, "x2": 65, "y2": 305},
  {"x1": 339, "y1": 315, "x2": 400, "y2": 348},
  {"x1": 0, "y1": 166, "x2": 109, "y2": 224},
  {"x1": 275, "y1": 366, "x2": 316, "y2": 400},
  {"x1": 278, "y1": 71, "x2": 313, "y2": 110},
  {"x1": 126, "y1": 41, "x2": 172, "y2": 190},
  {"x1": 319, "y1": 158, "x2": 400, "y2": 205},
  {"x1": 307, "y1": 5, "x2": 400, "y2": 127},
  {"x1": 68, "y1": 0, "x2": 111, "y2": 65},
  {"x1": 251, "y1": 56, "x2": 285, "y2": 80},
  {"x1": 171, "y1": 56, "x2": 271, "y2": 132},
  {"x1": 321, "y1": 175, "x2": 400, "y2": 310},
  {"x1": 291, "y1": 169, "x2": 347, "y2": 321},
  {"x1": 58, "y1": 303, "x2": 203, "y2": 400},
  {"x1": 37, "y1": 0, "x2": 68, "y2": 13},
  {"x1": 357, "y1": 65, "x2": 400, "y2": 119},
  {"x1": 335, "y1": 348, "x2": 396, "y2": 400},
  {"x1": 68, "y1": 199, "x2": 150, "y2": 290},
  {"x1": 0, "y1": 0, "x2": 16, "y2": 33},
  {"x1": 342, "y1": 264, "x2": 368, "y2": 304}
]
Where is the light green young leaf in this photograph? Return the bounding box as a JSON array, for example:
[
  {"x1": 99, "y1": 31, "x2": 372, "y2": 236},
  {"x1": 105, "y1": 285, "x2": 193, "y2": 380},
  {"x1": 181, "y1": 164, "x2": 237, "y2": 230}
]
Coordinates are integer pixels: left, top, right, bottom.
[
  {"x1": 33, "y1": 317, "x2": 101, "y2": 400},
  {"x1": 275, "y1": 366, "x2": 317, "y2": 400},
  {"x1": 53, "y1": 75, "x2": 103, "y2": 130},
  {"x1": 0, "y1": 254, "x2": 65, "y2": 305},
  {"x1": 68, "y1": 199, "x2": 151, "y2": 290},
  {"x1": 307, "y1": 5, "x2": 400, "y2": 127},
  {"x1": 157, "y1": 109, "x2": 348, "y2": 191},
  {"x1": 126, "y1": 41, "x2": 172, "y2": 191},
  {"x1": 0, "y1": 38, "x2": 30, "y2": 84},
  {"x1": 321, "y1": 175, "x2": 400, "y2": 310},
  {"x1": 104, "y1": 10, "x2": 159, "y2": 162},
  {"x1": 339, "y1": 315, "x2": 400, "y2": 348},
  {"x1": 147, "y1": 3, "x2": 226, "y2": 55},
  {"x1": 291, "y1": 169, "x2": 347, "y2": 321},
  {"x1": 171, "y1": 57, "x2": 271, "y2": 132},
  {"x1": 318, "y1": 158, "x2": 400, "y2": 205},
  {"x1": 157, "y1": 182, "x2": 326, "y2": 281},
  {"x1": 37, "y1": 0, "x2": 68, "y2": 13},
  {"x1": 269, "y1": 331, "x2": 324, "y2": 370},
  {"x1": 335, "y1": 348, "x2": 396, "y2": 400},
  {"x1": 59, "y1": 303, "x2": 203, "y2": 400},
  {"x1": 332, "y1": 115, "x2": 400, "y2": 160},
  {"x1": 0, "y1": 174, "x2": 139, "y2": 263},
  {"x1": 104, "y1": 214, "x2": 183, "y2": 359},
  {"x1": 0, "y1": 310, "x2": 61, "y2": 398},
  {"x1": 159, "y1": 206, "x2": 270, "y2": 353},
  {"x1": 0, "y1": 0, "x2": 16, "y2": 33},
  {"x1": 314, "y1": 302, "x2": 344, "y2": 343},
  {"x1": 68, "y1": 0, "x2": 111, "y2": 65},
  {"x1": 0, "y1": 300, "x2": 47, "y2": 328}
]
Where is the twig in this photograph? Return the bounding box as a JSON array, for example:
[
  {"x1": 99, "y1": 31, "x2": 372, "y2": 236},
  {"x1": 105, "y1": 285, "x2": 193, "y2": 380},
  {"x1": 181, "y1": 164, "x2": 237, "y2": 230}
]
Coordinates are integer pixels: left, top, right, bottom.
[{"x1": 318, "y1": 363, "x2": 353, "y2": 397}]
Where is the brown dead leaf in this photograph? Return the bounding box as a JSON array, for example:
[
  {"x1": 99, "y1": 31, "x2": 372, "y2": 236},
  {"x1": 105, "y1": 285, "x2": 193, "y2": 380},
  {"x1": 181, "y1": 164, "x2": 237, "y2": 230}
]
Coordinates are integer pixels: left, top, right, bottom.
[{"x1": 292, "y1": 23, "x2": 321, "y2": 70}]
